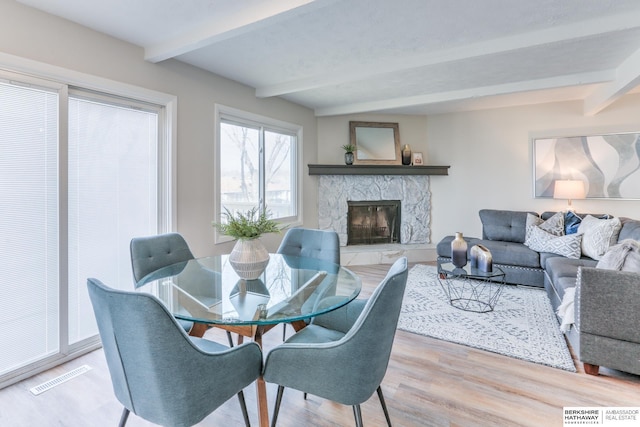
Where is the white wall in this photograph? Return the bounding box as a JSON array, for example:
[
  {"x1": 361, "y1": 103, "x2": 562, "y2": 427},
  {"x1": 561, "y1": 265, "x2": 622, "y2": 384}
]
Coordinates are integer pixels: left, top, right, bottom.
[
  {"x1": 317, "y1": 100, "x2": 640, "y2": 249},
  {"x1": 428, "y1": 96, "x2": 640, "y2": 243},
  {"x1": 0, "y1": 1, "x2": 318, "y2": 256}
]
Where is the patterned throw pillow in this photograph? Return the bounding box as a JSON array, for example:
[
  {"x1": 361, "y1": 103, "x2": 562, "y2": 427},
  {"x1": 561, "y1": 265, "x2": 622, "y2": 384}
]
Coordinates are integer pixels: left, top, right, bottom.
[
  {"x1": 525, "y1": 212, "x2": 564, "y2": 240},
  {"x1": 539, "y1": 211, "x2": 565, "y2": 236},
  {"x1": 578, "y1": 215, "x2": 622, "y2": 260},
  {"x1": 525, "y1": 225, "x2": 582, "y2": 259}
]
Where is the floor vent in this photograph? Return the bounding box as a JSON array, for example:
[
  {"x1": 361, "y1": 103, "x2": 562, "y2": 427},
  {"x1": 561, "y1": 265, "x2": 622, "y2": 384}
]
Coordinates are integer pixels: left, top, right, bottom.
[{"x1": 30, "y1": 365, "x2": 92, "y2": 396}]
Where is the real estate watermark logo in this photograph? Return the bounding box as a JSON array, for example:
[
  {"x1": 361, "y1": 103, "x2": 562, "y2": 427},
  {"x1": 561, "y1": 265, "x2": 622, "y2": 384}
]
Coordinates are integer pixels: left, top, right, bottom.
[{"x1": 563, "y1": 407, "x2": 639, "y2": 426}]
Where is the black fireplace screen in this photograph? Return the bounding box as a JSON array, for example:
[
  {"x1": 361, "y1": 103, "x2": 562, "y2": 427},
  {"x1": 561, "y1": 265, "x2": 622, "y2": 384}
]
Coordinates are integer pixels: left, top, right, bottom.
[{"x1": 347, "y1": 200, "x2": 400, "y2": 245}]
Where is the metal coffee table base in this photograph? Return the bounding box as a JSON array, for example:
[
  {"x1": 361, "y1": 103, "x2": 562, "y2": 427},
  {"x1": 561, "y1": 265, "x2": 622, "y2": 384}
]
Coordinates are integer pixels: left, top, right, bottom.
[
  {"x1": 440, "y1": 278, "x2": 504, "y2": 313},
  {"x1": 437, "y1": 263, "x2": 506, "y2": 313}
]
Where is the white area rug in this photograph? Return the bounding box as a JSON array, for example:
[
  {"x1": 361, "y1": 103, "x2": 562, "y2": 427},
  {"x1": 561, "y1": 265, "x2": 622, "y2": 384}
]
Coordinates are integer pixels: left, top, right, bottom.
[{"x1": 398, "y1": 264, "x2": 576, "y2": 372}]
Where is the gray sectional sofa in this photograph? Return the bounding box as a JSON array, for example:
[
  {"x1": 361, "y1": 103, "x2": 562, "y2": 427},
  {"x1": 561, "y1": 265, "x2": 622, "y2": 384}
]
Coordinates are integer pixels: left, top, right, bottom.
[{"x1": 436, "y1": 209, "x2": 640, "y2": 376}]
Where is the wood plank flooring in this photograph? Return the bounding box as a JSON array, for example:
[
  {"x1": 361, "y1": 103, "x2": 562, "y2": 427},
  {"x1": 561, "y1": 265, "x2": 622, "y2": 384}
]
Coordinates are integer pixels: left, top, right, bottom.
[{"x1": 0, "y1": 263, "x2": 638, "y2": 427}]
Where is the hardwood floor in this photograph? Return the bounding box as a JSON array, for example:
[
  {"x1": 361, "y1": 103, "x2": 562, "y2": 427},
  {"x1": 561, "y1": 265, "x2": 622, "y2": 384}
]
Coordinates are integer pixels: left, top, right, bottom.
[{"x1": 1, "y1": 263, "x2": 638, "y2": 427}]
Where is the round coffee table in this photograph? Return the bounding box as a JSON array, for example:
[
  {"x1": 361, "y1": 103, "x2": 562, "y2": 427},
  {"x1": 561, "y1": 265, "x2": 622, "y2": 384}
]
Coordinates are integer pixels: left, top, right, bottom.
[{"x1": 437, "y1": 262, "x2": 506, "y2": 313}]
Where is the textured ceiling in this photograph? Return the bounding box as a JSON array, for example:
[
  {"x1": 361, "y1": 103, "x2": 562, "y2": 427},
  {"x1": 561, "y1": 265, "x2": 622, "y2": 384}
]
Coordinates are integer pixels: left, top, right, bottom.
[{"x1": 17, "y1": 0, "x2": 640, "y2": 116}]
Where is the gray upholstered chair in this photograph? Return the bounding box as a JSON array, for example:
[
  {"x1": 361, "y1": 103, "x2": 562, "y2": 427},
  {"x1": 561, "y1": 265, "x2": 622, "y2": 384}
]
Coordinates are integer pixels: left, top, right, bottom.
[
  {"x1": 263, "y1": 257, "x2": 408, "y2": 427},
  {"x1": 87, "y1": 278, "x2": 262, "y2": 427},
  {"x1": 277, "y1": 227, "x2": 340, "y2": 340}
]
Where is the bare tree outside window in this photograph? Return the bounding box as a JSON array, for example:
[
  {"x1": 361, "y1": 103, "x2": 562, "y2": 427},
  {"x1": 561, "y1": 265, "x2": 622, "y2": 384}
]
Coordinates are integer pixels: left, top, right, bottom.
[{"x1": 220, "y1": 119, "x2": 296, "y2": 220}]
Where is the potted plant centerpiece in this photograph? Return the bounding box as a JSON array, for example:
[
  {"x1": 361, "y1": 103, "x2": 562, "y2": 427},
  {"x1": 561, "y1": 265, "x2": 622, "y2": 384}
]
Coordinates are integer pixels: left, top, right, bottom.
[
  {"x1": 342, "y1": 144, "x2": 356, "y2": 165},
  {"x1": 212, "y1": 207, "x2": 283, "y2": 279}
]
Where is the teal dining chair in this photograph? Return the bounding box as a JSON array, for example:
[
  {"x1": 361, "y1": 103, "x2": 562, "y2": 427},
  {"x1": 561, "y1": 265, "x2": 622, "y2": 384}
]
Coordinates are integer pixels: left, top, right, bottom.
[
  {"x1": 277, "y1": 227, "x2": 341, "y2": 340},
  {"x1": 130, "y1": 232, "x2": 234, "y2": 345},
  {"x1": 263, "y1": 257, "x2": 408, "y2": 427},
  {"x1": 87, "y1": 278, "x2": 262, "y2": 427},
  {"x1": 130, "y1": 233, "x2": 196, "y2": 334}
]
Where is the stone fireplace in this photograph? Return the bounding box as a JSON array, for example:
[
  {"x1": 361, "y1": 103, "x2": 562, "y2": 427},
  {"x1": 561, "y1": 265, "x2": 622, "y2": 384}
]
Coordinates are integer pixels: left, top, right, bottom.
[
  {"x1": 347, "y1": 200, "x2": 400, "y2": 245},
  {"x1": 317, "y1": 175, "x2": 431, "y2": 246}
]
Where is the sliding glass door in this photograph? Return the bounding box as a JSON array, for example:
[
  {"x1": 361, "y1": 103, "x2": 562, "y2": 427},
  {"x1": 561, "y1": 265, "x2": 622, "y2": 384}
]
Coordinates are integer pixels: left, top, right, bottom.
[{"x1": 0, "y1": 72, "x2": 168, "y2": 386}]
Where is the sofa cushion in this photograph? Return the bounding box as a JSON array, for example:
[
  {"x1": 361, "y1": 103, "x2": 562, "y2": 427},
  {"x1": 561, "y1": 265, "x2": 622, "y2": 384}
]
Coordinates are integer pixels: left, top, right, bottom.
[
  {"x1": 578, "y1": 215, "x2": 622, "y2": 260},
  {"x1": 437, "y1": 236, "x2": 540, "y2": 268},
  {"x1": 479, "y1": 209, "x2": 535, "y2": 243},
  {"x1": 618, "y1": 218, "x2": 640, "y2": 242},
  {"x1": 545, "y1": 256, "x2": 597, "y2": 296},
  {"x1": 469, "y1": 239, "x2": 541, "y2": 268},
  {"x1": 525, "y1": 226, "x2": 583, "y2": 259}
]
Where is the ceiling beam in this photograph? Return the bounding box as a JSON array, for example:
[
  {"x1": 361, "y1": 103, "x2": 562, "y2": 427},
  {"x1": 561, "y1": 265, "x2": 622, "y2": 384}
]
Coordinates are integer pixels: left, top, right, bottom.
[
  {"x1": 583, "y1": 48, "x2": 640, "y2": 116},
  {"x1": 314, "y1": 71, "x2": 614, "y2": 116},
  {"x1": 144, "y1": 0, "x2": 337, "y2": 63},
  {"x1": 256, "y1": 12, "x2": 640, "y2": 99}
]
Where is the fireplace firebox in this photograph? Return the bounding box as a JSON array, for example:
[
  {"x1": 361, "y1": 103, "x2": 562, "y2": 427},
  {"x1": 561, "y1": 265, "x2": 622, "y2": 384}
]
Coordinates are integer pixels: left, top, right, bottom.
[{"x1": 347, "y1": 200, "x2": 400, "y2": 245}]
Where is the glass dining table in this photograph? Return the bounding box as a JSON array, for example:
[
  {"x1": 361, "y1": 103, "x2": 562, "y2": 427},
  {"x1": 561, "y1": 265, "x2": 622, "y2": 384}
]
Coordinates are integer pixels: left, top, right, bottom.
[{"x1": 136, "y1": 253, "x2": 361, "y2": 427}]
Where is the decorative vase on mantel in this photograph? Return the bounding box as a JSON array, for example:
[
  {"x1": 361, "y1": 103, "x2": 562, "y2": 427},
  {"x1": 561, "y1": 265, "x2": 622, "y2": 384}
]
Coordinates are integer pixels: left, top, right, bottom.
[
  {"x1": 451, "y1": 232, "x2": 468, "y2": 268},
  {"x1": 229, "y1": 238, "x2": 270, "y2": 280},
  {"x1": 344, "y1": 152, "x2": 354, "y2": 165}
]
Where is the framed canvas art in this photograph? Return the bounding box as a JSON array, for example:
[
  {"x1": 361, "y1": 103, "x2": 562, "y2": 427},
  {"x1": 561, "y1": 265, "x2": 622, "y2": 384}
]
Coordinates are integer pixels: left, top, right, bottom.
[{"x1": 533, "y1": 132, "x2": 640, "y2": 199}]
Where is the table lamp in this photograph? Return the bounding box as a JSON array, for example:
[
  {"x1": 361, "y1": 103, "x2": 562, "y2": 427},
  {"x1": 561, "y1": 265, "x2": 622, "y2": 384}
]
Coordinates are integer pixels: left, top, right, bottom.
[{"x1": 553, "y1": 179, "x2": 585, "y2": 211}]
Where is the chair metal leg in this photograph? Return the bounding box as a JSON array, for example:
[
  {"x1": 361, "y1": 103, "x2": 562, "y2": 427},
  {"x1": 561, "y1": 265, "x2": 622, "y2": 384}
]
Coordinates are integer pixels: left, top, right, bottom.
[
  {"x1": 237, "y1": 390, "x2": 251, "y2": 427},
  {"x1": 282, "y1": 324, "x2": 287, "y2": 341},
  {"x1": 118, "y1": 407, "x2": 130, "y2": 427},
  {"x1": 377, "y1": 386, "x2": 392, "y2": 426},
  {"x1": 226, "y1": 331, "x2": 235, "y2": 347},
  {"x1": 352, "y1": 405, "x2": 364, "y2": 427},
  {"x1": 271, "y1": 385, "x2": 285, "y2": 427}
]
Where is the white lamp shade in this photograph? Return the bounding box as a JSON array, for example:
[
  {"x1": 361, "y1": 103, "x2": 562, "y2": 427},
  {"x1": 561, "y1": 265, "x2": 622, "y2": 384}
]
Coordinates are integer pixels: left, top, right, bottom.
[{"x1": 553, "y1": 180, "x2": 586, "y2": 200}]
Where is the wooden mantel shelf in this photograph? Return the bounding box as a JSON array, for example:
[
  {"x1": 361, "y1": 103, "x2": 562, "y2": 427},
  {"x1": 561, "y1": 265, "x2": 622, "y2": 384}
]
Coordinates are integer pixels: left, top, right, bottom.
[{"x1": 308, "y1": 164, "x2": 450, "y2": 176}]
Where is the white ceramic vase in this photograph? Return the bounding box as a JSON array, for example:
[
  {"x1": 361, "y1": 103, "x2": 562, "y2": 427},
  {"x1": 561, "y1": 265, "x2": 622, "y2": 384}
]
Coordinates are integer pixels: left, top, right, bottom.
[{"x1": 229, "y1": 238, "x2": 270, "y2": 280}]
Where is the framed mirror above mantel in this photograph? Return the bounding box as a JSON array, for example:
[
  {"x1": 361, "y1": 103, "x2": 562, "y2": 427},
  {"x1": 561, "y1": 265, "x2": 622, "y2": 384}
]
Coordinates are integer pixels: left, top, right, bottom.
[
  {"x1": 308, "y1": 164, "x2": 450, "y2": 175},
  {"x1": 350, "y1": 121, "x2": 401, "y2": 165}
]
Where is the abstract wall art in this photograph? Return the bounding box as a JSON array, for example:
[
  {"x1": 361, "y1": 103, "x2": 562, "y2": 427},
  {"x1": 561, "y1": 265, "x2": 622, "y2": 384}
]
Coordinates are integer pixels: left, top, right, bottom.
[{"x1": 533, "y1": 132, "x2": 640, "y2": 200}]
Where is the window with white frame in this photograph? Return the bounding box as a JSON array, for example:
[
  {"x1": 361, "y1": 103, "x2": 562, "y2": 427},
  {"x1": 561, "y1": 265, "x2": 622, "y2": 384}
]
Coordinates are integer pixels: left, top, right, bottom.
[
  {"x1": 0, "y1": 68, "x2": 172, "y2": 387},
  {"x1": 216, "y1": 106, "x2": 300, "y2": 236}
]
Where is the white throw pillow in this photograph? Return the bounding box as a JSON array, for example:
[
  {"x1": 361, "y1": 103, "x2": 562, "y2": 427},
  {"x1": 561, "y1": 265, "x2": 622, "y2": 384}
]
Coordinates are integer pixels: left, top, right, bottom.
[
  {"x1": 525, "y1": 225, "x2": 582, "y2": 259},
  {"x1": 577, "y1": 215, "x2": 622, "y2": 260}
]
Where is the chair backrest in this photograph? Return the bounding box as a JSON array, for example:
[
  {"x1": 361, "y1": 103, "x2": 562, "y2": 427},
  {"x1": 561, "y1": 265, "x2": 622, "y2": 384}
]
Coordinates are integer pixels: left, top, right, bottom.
[
  {"x1": 324, "y1": 257, "x2": 408, "y2": 405},
  {"x1": 130, "y1": 233, "x2": 194, "y2": 284},
  {"x1": 277, "y1": 228, "x2": 340, "y2": 264},
  {"x1": 87, "y1": 278, "x2": 262, "y2": 426}
]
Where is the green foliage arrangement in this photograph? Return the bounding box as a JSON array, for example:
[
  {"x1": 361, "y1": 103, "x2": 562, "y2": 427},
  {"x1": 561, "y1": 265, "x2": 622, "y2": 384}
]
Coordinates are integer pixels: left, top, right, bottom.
[
  {"x1": 212, "y1": 207, "x2": 283, "y2": 240},
  {"x1": 342, "y1": 144, "x2": 356, "y2": 153}
]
